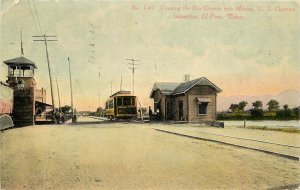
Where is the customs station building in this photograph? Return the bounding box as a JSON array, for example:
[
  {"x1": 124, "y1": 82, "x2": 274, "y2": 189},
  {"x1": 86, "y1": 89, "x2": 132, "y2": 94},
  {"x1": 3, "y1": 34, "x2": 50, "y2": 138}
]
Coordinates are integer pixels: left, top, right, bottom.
[{"x1": 150, "y1": 76, "x2": 222, "y2": 122}]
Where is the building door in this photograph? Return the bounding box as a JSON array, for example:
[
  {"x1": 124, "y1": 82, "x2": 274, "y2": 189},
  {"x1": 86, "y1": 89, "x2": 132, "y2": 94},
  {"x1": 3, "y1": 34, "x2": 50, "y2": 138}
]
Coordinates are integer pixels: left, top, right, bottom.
[
  {"x1": 166, "y1": 99, "x2": 174, "y2": 120},
  {"x1": 179, "y1": 100, "x2": 183, "y2": 120}
]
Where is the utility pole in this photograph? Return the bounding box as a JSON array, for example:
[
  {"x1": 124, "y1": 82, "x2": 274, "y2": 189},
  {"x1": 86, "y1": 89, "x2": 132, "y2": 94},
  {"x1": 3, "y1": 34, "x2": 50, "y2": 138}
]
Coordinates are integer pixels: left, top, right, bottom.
[
  {"x1": 98, "y1": 92, "x2": 101, "y2": 116},
  {"x1": 68, "y1": 57, "x2": 74, "y2": 122},
  {"x1": 155, "y1": 60, "x2": 158, "y2": 82},
  {"x1": 20, "y1": 28, "x2": 24, "y2": 56},
  {"x1": 53, "y1": 78, "x2": 61, "y2": 112},
  {"x1": 126, "y1": 58, "x2": 140, "y2": 94},
  {"x1": 16, "y1": 28, "x2": 24, "y2": 82},
  {"x1": 98, "y1": 67, "x2": 101, "y2": 112},
  {"x1": 33, "y1": 34, "x2": 57, "y2": 123},
  {"x1": 108, "y1": 81, "x2": 114, "y2": 95},
  {"x1": 88, "y1": 24, "x2": 95, "y2": 64},
  {"x1": 120, "y1": 75, "x2": 123, "y2": 91}
]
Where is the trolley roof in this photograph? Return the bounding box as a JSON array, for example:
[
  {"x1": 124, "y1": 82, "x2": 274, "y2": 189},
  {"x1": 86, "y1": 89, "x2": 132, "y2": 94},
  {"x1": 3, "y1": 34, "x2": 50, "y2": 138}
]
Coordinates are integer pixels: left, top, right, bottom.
[{"x1": 109, "y1": 90, "x2": 135, "y2": 98}]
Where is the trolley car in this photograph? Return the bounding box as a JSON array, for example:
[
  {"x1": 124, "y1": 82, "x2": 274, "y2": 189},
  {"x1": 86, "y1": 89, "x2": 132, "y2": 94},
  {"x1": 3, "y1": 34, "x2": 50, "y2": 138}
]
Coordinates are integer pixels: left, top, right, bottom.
[{"x1": 105, "y1": 91, "x2": 137, "y2": 120}]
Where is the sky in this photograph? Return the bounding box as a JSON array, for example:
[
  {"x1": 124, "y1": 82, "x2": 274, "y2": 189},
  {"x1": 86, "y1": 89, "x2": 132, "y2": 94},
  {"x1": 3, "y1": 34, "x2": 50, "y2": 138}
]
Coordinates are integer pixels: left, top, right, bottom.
[{"x1": 0, "y1": 0, "x2": 299, "y2": 111}]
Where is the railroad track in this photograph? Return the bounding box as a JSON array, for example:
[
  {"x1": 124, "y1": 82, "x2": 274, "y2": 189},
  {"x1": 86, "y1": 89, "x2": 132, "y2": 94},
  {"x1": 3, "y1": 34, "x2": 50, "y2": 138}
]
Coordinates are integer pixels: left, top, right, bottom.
[
  {"x1": 181, "y1": 129, "x2": 300, "y2": 149},
  {"x1": 153, "y1": 128, "x2": 300, "y2": 161}
]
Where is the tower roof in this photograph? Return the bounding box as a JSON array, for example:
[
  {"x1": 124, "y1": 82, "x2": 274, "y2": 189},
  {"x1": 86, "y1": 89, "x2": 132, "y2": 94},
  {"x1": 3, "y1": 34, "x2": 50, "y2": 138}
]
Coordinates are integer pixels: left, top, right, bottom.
[{"x1": 3, "y1": 56, "x2": 37, "y2": 69}]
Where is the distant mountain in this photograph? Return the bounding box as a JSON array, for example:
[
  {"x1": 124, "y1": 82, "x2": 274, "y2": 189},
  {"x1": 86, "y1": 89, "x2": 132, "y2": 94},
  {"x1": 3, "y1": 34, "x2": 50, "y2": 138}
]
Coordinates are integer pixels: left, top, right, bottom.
[{"x1": 217, "y1": 89, "x2": 300, "y2": 111}]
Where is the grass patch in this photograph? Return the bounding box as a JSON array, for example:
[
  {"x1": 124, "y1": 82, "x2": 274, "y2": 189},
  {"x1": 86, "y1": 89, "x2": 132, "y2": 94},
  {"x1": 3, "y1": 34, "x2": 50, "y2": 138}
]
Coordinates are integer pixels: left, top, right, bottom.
[{"x1": 243, "y1": 126, "x2": 300, "y2": 133}]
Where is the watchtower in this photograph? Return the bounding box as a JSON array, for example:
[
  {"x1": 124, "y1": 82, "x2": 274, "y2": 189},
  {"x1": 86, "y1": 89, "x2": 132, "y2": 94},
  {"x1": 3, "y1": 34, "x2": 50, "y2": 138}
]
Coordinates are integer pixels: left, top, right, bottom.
[
  {"x1": 4, "y1": 56, "x2": 37, "y2": 90},
  {"x1": 3, "y1": 56, "x2": 39, "y2": 126}
]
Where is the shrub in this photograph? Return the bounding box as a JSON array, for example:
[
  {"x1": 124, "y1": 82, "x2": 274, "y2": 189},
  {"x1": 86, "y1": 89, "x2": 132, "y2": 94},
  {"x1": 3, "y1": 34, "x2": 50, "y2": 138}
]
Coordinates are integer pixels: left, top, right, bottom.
[
  {"x1": 250, "y1": 109, "x2": 263, "y2": 119},
  {"x1": 276, "y1": 109, "x2": 295, "y2": 120}
]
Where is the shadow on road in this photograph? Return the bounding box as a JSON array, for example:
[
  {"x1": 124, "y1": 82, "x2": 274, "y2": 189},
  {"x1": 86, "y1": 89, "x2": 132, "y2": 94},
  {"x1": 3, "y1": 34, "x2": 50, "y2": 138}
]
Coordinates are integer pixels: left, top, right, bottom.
[
  {"x1": 69, "y1": 117, "x2": 143, "y2": 126},
  {"x1": 69, "y1": 120, "x2": 113, "y2": 125}
]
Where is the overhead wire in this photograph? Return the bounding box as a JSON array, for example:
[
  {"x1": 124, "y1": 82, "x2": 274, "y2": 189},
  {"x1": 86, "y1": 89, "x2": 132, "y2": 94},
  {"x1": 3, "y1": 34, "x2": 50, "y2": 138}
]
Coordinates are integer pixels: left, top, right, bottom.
[
  {"x1": 26, "y1": 0, "x2": 39, "y2": 34},
  {"x1": 32, "y1": 0, "x2": 42, "y2": 33}
]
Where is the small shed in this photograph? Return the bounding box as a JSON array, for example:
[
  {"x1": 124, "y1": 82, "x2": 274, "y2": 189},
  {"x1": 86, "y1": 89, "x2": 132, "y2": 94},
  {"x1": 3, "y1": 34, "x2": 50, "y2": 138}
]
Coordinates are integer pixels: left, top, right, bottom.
[{"x1": 150, "y1": 77, "x2": 222, "y2": 122}]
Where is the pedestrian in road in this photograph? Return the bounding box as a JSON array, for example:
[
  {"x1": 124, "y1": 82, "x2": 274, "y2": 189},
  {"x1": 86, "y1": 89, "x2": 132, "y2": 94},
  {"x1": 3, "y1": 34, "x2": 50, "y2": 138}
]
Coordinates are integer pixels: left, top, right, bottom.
[
  {"x1": 156, "y1": 108, "x2": 160, "y2": 120},
  {"x1": 149, "y1": 106, "x2": 153, "y2": 121}
]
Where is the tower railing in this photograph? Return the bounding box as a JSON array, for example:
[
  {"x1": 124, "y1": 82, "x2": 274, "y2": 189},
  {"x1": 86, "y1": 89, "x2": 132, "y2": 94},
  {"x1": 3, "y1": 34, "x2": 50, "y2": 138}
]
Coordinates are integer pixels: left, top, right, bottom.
[{"x1": 8, "y1": 69, "x2": 34, "y2": 77}]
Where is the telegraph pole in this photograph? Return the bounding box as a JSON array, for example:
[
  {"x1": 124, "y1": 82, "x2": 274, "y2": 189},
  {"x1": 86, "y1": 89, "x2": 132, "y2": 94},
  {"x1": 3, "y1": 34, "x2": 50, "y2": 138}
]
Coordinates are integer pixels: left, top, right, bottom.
[
  {"x1": 53, "y1": 78, "x2": 61, "y2": 112},
  {"x1": 127, "y1": 59, "x2": 140, "y2": 94},
  {"x1": 33, "y1": 34, "x2": 57, "y2": 123},
  {"x1": 120, "y1": 75, "x2": 123, "y2": 91},
  {"x1": 98, "y1": 92, "x2": 101, "y2": 116},
  {"x1": 20, "y1": 28, "x2": 24, "y2": 56},
  {"x1": 68, "y1": 57, "x2": 74, "y2": 121},
  {"x1": 108, "y1": 81, "x2": 114, "y2": 95},
  {"x1": 88, "y1": 24, "x2": 95, "y2": 64},
  {"x1": 98, "y1": 67, "x2": 101, "y2": 116}
]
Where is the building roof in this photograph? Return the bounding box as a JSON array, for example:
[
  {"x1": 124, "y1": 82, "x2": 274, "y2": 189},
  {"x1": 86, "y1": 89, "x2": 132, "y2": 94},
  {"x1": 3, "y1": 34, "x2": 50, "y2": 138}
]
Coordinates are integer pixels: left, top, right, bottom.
[
  {"x1": 172, "y1": 77, "x2": 222, "y2": 95},
  {"x1": 3, "y1": 56, "x2": 37, "y2": 69},
  {"x1": 151, "y1": 82, "x2": 181, "y2": 96},
  {"x1": 35, "y1": 101, "x2": 52, "y2": 107},
  {"x1": 172, "y1": 78, "x2": 202, "y2": 95},
  {"x1": 150, "y1": 77, "x2": 222, "y2": 98}
]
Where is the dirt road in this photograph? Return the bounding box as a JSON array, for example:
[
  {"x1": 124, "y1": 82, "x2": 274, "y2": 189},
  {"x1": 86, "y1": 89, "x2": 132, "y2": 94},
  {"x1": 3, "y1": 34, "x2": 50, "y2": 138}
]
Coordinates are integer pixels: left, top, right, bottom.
[{"x1": 1, "y1": 117, "x2": 299, "y2": 189}]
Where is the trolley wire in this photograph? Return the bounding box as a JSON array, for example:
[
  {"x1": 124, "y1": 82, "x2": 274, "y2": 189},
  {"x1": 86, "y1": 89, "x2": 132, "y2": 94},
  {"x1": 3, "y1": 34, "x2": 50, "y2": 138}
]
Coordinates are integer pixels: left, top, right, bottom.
[
  {"x1": 32, "y1": 0, "x2": 42, "y2": 32},
  {"x1": 26, "y1": 0, "x2": 39, "y2": 34}
]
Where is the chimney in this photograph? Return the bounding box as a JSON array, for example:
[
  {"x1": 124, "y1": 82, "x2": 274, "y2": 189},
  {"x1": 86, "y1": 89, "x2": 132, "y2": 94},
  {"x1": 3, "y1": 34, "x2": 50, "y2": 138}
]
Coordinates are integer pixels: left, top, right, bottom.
[{"x1": 184, "y1": 74, "x2": 190, "y2": 82}]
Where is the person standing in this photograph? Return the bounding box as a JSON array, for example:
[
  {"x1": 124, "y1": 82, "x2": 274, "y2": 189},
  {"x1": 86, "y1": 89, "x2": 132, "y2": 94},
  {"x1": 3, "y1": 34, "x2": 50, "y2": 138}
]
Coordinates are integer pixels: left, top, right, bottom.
[
  {"x1": 149, "y1": 106, "x2": 153, "y2": 121},
  {"x1": 156, "y1": 108, "x2": 160, "y2": 120}
]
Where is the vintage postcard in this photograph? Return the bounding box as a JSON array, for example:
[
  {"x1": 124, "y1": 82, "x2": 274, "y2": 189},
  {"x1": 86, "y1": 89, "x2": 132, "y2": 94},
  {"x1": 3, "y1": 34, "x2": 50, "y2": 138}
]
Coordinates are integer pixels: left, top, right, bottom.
[{"x1": 0, "y1": 0, "x2": 299, "y2": 189}]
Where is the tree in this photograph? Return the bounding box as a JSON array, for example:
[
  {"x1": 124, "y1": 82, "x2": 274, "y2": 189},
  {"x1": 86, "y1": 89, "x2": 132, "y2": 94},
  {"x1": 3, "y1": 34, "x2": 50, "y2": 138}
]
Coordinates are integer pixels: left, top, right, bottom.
[
  {"x1": 229, "y1": 104, "x2": 239, "y2": 112},
  {"x1": 250, "y1": 108, "x2": 263, "y2": 118},
  {"x1": 267, "y1": 99, "x2": 280, "y2": 111},
  {"x1": 251, "y1": 100, "x2": 263, "y2": 118},
  {"x1": 96, "y1": 107, "x2": 103, "y2": 112},
  {"x1": 61, "y1": 105, "x2": 72, "y2": 114},
  {"x1": 252, "y1": 101, "x2": 262, "y2": 109},
  {"x1": 277, "y1": 104, "x2": 293, "y2": 119},
  {"x1": 238, "y1": 101, "x2": 248, "y2": 111},
  {"x1": 96, "y1": 107, "x2": 104, "y2": 116},
  {"x1": 292, "y1": 107, "x2": 300, "y2": 119}
]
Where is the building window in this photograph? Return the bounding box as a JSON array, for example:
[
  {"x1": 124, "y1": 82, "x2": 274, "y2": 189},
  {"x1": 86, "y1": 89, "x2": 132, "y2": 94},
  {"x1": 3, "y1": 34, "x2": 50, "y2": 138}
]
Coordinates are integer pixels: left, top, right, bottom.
[{"x1": 198, "y1": 102, "x2": 208, "y2": 115}]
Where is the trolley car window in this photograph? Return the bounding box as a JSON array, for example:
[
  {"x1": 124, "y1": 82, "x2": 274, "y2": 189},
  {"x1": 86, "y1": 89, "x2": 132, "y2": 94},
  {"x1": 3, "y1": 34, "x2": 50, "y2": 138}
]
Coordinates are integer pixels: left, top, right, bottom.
[
  {"x1": 123, "y1": 97, "x2": 131, "y2": 106},
  {"x1": 117, "y1": 98, "x2": 122, "y2": 106},
  {"x1": 109, "y1": 100, "x2": 113, "y2": 108},
  {"x1": 131, "y1": 97, "x2": 136, "y2": 106}
]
